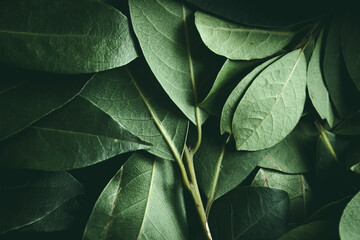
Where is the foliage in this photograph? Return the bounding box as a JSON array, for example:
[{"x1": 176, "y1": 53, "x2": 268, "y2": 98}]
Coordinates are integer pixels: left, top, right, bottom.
[{"x1": 1, "y1": 0, "x2": 359, "y2": 239}]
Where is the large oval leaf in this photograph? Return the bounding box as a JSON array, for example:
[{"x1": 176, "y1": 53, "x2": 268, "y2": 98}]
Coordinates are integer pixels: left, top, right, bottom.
[
  {"x1": 0, "y1": 0, "x2": 137, "y2": 73},
  {"x1": 339, "y1": 191, "x2": 360, "y2": 240},
  {"x1": 278, "y1": 221, "x2": 338, "y2": 240},
  {"x1": 0, "y1": 170, "x2": 84, "y2": 234},
  {"x1": 0, "y1": 97, "x2": 149, "y2": 170},
  {"x1": 232, "y1": 49, "x2": 307, "y2": 151},
  {"x1": 0, "y1": 65, "x2": 90, "y2": 141},
  {"x1": 81, "y1": 59, "x2": 188, "y2": 161},
  {"x1": 83, "y1": 152, "x2": 188, "y2": 240},
  {"x1": 195, "y1": 11, "x2": 295, "y2": 60},
  {"x1": 129, "y1": 0, "x2": 222, "y2": 124}
]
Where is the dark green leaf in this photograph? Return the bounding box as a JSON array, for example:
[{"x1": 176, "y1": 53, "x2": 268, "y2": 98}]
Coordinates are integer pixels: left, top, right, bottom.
[
  {"x1": 0, "y1": 65, "x2": 90, "y2": 141},
  {"x1": 81, "y1": 59, "x2": 188, "y2": 161},
  {"x1": 307, "y1": 29, "x2": 335, "y2": 127},
  {"x1": 0, "y1": 170, "x2": 84, "y2": 234},
  {"x1": 220, "y1": 56, "x2": 279, "y2": 134},
  {"x1": 83, "y1": 152, "x2": 188, "y2": 240},
  {"x1": 342, "y1": 9, "x2": 360, "y2": 91},
  {"x1": 232, "y1": 49, "x2": 307, "y2": 151},
  {"x1": 195, "y1": 11, "x2": 295, "y2": 60},
  {"x1": 209, "y1": 187, "x2": 289, "y2": 240},
  {"x1": 339, "y1": 191, "x2": 360, "y2": 240},
  {"x1": 0, "y1": 0, "x2": 137, "y2": 73},
  {"x1": 333, "y1": 112, "x2": 360, "y2": 135},
  {"x1": 251, "y1": 168, "x2": 312, "y2": 223},
  {"x1": 129, "y1": 0, "x2": 222, "y2": 124},
  {"x1": 278, "y1": 221, "x2": 339, "y2": 240},
  {"x1": 0, "y1": 97, "x2": 149, "y2": 170}
]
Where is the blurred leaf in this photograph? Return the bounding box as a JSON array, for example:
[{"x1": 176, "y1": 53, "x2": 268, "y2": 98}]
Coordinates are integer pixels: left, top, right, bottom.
[{"x1": 339, "y1": 191, "x2": 360, "y2": 240}]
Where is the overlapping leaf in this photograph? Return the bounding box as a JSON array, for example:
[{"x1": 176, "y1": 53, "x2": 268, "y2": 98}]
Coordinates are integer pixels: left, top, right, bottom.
[
  {"x1": 195, "y1": 11, "x2": 295, "y2": 60},
  {"x1": 232, "y1": 49, "x2": 307, "y2": 150},
  {"x1": 83, "y1": 152, "x2": 188, "y2": 240},
  {"x1": 0, "y1": 0, "x2": 137, "y2": 73},
  {"x1": 0, "y1": 97, "x2": 149, "y2": 170},
  {"x1": 278, "y1": 221, "x2": 338, "y2": 240},
  {"x1": 81, "y1": 59, "x2": 188, "y2": 161},
  {"x1": 339, "y1": 191, "x2": 360, "y2": 240}
]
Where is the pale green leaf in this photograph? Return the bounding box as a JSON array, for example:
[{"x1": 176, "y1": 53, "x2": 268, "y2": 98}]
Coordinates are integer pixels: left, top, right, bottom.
[
  {"x1": 351, "y1": 162, "x2": 360, "y2": 174},
  {"x1": 83, "y1": 152, "x2": 188, "y2": 240},
  {"x1": 0, "y1": 97, "x2": 149, "y2": 170},
  {"x1": 232, "y1": 49, "x2": 307, "y2": 150},
  {"x1": 81, "y1": 59, "x2": 188, "y2": 161},
  {"x1": 220, "y1": 56, "x2": 280, "y2": 134},
  {"x1": 0, "y1": 0, "x2": 137, "y2": 73},
  {"x1": 278, "y1": 221, "x2": 338, "y2": 240},
  {"x1": 251, "y1": 168, "x2": 312, "y2": 223},
  {"x1": 195, "y1": 11, "x2": 295, "y2": 60},
  {"x1": 307, "y1": 29, "x2": 335, "y2": 127},
  {"x1": 0, "y1": 170, "x2": 84, "y2": 234},
  {"x1": 129, "y1": 0, "x2": 221, "y2": 124},
  {"x1": 339, "y1": 191, "x2": 360, "y2": 240}
]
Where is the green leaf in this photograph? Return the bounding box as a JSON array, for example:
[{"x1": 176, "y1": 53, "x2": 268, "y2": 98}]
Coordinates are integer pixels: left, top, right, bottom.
[
  {"x1": 129, "y1": 0, "x2": 221, "y2": 124},
  {"x1": 278, "y1": 221, "x2": 338, "y2": 240},
  {"x1": 339, "y1": 191, "x2": 360, "y2": 240},
  {"x1": 81, "y1": 59, "x2": 188, "y2": 161},
  {"x1": 0, "y1": 170, "x2": 84, "y2": 234},
  {"x1": 342, "y1": 10, "x2": 360, "y2": 92},
  {"x1": 83, "y1": 152, "x2": 188, "y2": 240},
  {"x1": 333, "y1": 112, "x2": 360, "y2": 135},
  {"x1": 351, "y1": 162, "x2": 360, "y2": 174},
  {"x1": 220, "y1": 56, "x2": 280, "y2": 134},
  {"x1": 0, "y1": 0, "x2": 137, "y2": 73},
  {"x1": 307, "y1": 29, "x2": 335, "y2": 127},
  {"x1": 0, "y1": 65, "x2": 90, "y2": 141},
  {"x1": 257, "y1": 117, "x2": 317, "y2": 173},
  {"x1": 209, "y1": 187, "x2": 289, "y2": 240},
  {"x1": 199, "y1": 59, "x2": 259, "y2": 116},
  {"x1": 195, "y1": 11, "x2": 295, "y2": 60},
  {"x1": 251, "y1": 168, "x2": 312, "y2": 223},
  {"x1": 324, "y1": 13, "x2": 360, "y2": 117},
  {"x1": 0, "y1": 97, "x2": 149, "y2": 170},
  {"x1": 232, "y1": 49, "x2": 307, "y2": 151}
]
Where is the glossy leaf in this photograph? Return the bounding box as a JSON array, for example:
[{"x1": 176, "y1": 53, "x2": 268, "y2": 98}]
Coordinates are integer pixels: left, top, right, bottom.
[
  {"x1": 0, "y1": 170, "x2": 84, "y2": 234},
  {"x1": 195, "y1": 11, "x2": 295, "y2": 60},
  {"x1": 342, "y1": 10, "x2": 360, "y2": 91},
  {"x1": 199, "y1": 59, "x2": 259, "y2": 116},
  {"x1": 0, "y1": 65, "x2": 90, "y2": 141},
  {"x1": 129, "y1": 0, "x2": 222, "y2": 124},
  {"x1": 232, "y1": 49, "x2": 307, "y2": 151},
  {"x1": 81, "y1": 59, "x2": 188, "y2": 161},
  {"x1": 257, "y1": 118, "x2": 317, "y2": 173},
  {"x1": 278, "y1": 221, "x2": 338, "y2": 240},
  {"x1": 209, "y1": 187, "x2": 289, "y2": 240},
  {"x1": 307, "y1": 29, "x2": 335, "y2": 127},
  {"x1": 83, "y1": 152, "x2": 188, "y2": 240},
  {"x1": 220, "y1": 56, "x2": 279, "y2": 134},
  {"x1": 339, "y1": 191, "x2": 360, "y2": 240},
  {"x1": 0, "y1": 0, "x2": 137, "y2": 73},
  {"x1": 0, "y1": 97, "x2": 149, "y2": 170},
  {"x1": 251, "y1": 168, "x2": 312, "y2": 223},
  {"x1": 323, "y1": 13, "x2": 360, "y2": 117}
]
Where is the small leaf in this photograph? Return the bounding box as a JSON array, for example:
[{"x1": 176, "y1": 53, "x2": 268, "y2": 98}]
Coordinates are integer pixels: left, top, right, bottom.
[
  {"x1": 83, "y1": 152, "x2": 188, "y2": 240},
  {"x1": 351, "y1": 162, "x2": 360, "y2": 174},
  {"x1": 0, "y1": 97, "x2": 149, "y2": 170},
  {"x1": 251, "y1": 168, "x2": 312, "y2": 223},
  {"x1": 278, "y1": 221, "x2": 338, "y2": 240},
  {"x1": 129, "y1": 0, "x2": 222, "y2": 124},
  {"x1": 339, "y1": 191, "x2": 360, "y2": 240},
  {"x1": 232, "y1": 49, "x2": 307, "y2": 151},
  {"x1": 220, "y1": 56, "x2": 279, "y2": 134},
  {"x1": 0, "y1": 65, "x2": 90, "y2": 141},
  {"x1": 199, "y1": 59, "x2": 260, "y2": 116},
  {"x1": 342, "y1": 9, "x2": 360, "y2": 91},
  {"x1": 195, "y1": 11, "x2": 295, "y2": 60},
  {"x1": 0, "y1": 0, "x2": 137, "y2": 73},
  {"x1": 209, "y1": 187, "x2": 289, "y2": 240},
  {"x1": 81, "y1": 58, "x2": 188, "y2": 161},
  {"x1": 307, "y1": 29, "x2": 335, "y2": 127},
  {"x1": 0, "y1": 170, "x2": 84, "y2": 234}
]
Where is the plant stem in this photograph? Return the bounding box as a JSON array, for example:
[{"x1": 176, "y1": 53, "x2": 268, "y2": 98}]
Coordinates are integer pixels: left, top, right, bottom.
[
  {"x1": 315, "y1": 121, "x2": 338, "y2": 162},
  {"x1": 192, "y1": 106, "x2": 202, "y2": 154}
]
